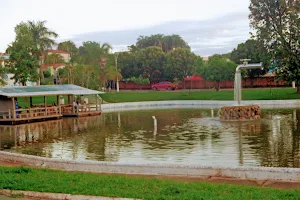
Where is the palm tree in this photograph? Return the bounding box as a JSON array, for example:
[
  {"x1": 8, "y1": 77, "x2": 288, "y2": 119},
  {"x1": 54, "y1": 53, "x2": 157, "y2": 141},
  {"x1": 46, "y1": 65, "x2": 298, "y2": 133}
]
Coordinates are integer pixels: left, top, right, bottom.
[
  {"x1": 100, "y1": 43, "x2": 112, "y2": 55},
  {"x1": 57, "y1": 40, "x2": 78, "y2": 58},
  {"x1": 45, "y1": 53, "x2": 64, "y2": 64},
  {"x1": 15, "y1": 20, "x2": 59, "y2": 84}
]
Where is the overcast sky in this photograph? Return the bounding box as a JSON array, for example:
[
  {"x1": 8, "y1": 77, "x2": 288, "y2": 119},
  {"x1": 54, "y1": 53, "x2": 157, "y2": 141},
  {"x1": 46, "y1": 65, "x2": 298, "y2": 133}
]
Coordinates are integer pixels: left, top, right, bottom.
[{"x1": 0, "y1": 0, "x2": 251, "y2": 56}]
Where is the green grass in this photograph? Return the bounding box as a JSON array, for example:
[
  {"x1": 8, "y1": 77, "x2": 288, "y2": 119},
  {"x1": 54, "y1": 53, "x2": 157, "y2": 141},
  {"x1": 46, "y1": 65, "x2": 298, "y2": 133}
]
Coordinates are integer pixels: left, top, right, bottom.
[
  {"x1": 100, "y1": 88, "x2": 300, "y2": 103},
  {"x1": 17, "y1": 96, "x2": 68, "y2": 108},
  {"x1": 0, "y1": 166, "x2": 299, "y2": 200}
]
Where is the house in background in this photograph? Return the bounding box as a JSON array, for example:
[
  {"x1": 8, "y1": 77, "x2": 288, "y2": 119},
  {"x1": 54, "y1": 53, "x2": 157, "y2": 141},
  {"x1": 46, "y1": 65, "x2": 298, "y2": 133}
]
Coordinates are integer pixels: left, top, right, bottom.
[
  {"x1": 40, "y1": 50, "x2": 71, "y2": 78},
  {"x1": 45, "y1": 50, "x2": 71, "y2": 63},
  {"x1": 0, "y1": 53, "x2": 9, "y2": 67}
]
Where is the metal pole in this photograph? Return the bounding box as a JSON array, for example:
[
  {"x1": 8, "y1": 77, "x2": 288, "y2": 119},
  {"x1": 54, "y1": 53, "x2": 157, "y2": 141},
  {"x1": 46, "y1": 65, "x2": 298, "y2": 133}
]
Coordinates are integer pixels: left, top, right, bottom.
[{"x1": 115, "y1": 53, "x2": 120, "y2": 92}]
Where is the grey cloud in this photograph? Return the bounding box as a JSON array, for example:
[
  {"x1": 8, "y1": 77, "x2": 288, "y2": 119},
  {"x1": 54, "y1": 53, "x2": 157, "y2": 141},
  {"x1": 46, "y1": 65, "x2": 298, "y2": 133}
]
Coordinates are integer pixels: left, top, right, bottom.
[{"x1": 69, "y1": 12, "x2": 250, "y2": 56}]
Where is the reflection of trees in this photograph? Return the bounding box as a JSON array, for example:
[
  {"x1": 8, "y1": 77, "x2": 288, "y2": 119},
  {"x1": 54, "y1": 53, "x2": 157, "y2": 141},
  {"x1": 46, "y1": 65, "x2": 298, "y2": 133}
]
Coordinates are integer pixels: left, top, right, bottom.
[
  {"x1": 242, "y1": 109, "x2": 300, "y2": 168},
  {"x1": 2, "y1": 109, "x2": 299, "y2": 167}
]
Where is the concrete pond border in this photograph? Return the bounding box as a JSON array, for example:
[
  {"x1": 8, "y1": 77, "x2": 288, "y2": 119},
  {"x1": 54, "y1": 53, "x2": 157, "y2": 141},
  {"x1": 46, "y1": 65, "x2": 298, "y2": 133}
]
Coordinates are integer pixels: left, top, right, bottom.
[
  {"x1": 0, "y1": 189, "x2": 139, "y2": 200},
  {"x1": 1, "y1": 100, "x2": 300, "y2": 184},
  {"x1": 101, "y1": 100, "x2": 300, "y2": 112}
]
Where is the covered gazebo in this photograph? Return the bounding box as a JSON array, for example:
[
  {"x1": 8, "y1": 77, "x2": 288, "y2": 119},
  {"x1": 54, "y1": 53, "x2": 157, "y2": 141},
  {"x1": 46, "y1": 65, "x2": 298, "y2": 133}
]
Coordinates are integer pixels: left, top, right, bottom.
[
  {"x1": 184, "y1": 75, "x2": 203, "y2": 89},
  {"x1": 0, "y1": 84, "x2": 104, "y2": 125}
]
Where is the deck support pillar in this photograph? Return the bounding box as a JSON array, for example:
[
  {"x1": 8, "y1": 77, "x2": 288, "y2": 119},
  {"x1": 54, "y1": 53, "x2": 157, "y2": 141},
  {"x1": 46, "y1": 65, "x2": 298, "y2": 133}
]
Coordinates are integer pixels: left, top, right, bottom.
[
  {"x1": 12, "y1": 98, "x2": 16, "y2": 119},
  {"x1": 44, "y1": 96, "x2": 47, "y2": 116},
  {"x1": 30, "y1": 97, "x2": 32, "y2": 107},
  {"x1": 96, "y1": 94, "x2": 99, "y2": 111},
  {"x1": 57, "y1": 95, "x2": 61, "y2": 114}
]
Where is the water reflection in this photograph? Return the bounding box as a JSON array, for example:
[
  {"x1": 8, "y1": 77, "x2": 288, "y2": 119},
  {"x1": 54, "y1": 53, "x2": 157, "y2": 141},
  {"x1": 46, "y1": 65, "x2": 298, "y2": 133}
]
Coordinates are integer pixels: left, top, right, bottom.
[{"x1": 0, "y1": 109, "x2": 300, "y2": 168}]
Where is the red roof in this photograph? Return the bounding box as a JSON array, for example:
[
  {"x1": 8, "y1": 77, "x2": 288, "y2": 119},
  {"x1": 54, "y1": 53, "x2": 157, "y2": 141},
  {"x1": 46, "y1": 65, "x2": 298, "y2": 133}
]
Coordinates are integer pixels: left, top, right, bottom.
[
  {"x1": 41, "y1": 63, "x2": 65, "y2": 70},
  {"x1": 184, "y1": 75, "x2": 203, "y2": 81},
  {"x1": 0, "y1": 53, "x2": 9, "y2": 56},
  {"x1": 46, "y1": 50, "x2": 70, "y2": 54}
]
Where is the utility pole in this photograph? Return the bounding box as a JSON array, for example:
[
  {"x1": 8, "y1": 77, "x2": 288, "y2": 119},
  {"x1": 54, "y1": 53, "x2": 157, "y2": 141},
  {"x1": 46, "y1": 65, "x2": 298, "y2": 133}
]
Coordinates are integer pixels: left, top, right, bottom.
[{"x1": 114, "y1": 52, "x2": 119, "y2": 92}]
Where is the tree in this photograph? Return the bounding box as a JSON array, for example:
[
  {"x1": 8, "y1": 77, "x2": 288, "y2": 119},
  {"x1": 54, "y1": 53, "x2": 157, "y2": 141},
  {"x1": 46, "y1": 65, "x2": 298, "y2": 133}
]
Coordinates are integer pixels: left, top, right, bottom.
[
  {"x1": 162, "y1": 35, "x2": 190, "y2": 53},
  {"x1": 5, "y1": 41, "x2": 39, "y2": 86},
  {"x1": 118, "y1": 52, "x2": 140, "y2": 79},
  {"x1": 14, "y1": 20, "x2": 58, "y2": 83},
  {"x1": 129, "y1": 75, "x2": 150, "y2": 90},
  {"x1": 165, "y1": 48, "x2": 200, "y2": 82},
  {"x1": 202, "y1": 55, "x2": 236, "y2": 91},
  {"x1": 136, "y1": 34, "x2": 190, "y2": 53},
  {"x1": 57, "y1": 40, "x2": 78, "y2": 58},
  {"x1": 249, "y1": 0, "x2": 300, "y2": 92},
  {"x1": 0, "y1": 57, "x2": 7, "y2": 85},
  {"x1": 136, "y1": 46, "x2": 165, "y2": 82},
  {"x1": 78, "y1": 41, "x2": 112, "y2": 65},
  {"x1": 45, "y1": 53, "x2": 64, "y2": 64},
  {"x1": 231, "y1": 39, "x2": 270, "y2": 78}
]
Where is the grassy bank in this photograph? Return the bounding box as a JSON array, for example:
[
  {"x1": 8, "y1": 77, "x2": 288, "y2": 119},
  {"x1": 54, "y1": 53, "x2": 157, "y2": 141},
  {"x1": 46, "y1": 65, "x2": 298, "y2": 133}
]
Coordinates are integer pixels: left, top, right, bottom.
[
  {"x1": 0, "y1": 166, "x2": 299, "y2": 200},
  {"x1": 100, "y1": 88, "x2": 300, "y2": 103}
]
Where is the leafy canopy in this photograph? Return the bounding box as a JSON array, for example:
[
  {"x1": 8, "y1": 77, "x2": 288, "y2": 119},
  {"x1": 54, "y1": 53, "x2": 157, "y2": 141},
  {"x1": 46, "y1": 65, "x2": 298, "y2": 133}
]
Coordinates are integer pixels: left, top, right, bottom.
[{"x1": 249, "y1": 0, "x2": 300, "y2": 89}]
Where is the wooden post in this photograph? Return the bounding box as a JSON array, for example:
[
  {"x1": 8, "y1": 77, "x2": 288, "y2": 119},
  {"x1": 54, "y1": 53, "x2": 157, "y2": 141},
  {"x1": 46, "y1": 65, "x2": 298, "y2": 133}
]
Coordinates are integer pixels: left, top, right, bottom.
[
  {"x1": 96, "y1": 94, "x2": 98, "y2": 111},
  {"x1": 72, "y1": 95, "x2": 75, "y2": 114},
  {"x1": 30, "y1": 97, "x2": 32, "y2": 107},
  {"x1": 44, "y1": 96, "x2": 47, "y2": 116},
  {"x1": 12, "y1": 98, "x2": 16, "y2": 119},
  {"x1": 8, "y1": 109, "x2": 11, "y2": 119},
  {"x1": 57, "y1": 95, "x2": 60, "y2": 115}
]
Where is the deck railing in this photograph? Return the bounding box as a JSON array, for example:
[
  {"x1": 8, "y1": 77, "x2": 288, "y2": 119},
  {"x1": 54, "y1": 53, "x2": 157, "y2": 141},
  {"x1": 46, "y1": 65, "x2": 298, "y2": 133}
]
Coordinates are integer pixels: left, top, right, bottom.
[
  {"x1": 61, "y1": 104, "x2": 101, "y2": 114},
  {"x1": 0, "y1": 106, "x2": 62, "y2": 121}
]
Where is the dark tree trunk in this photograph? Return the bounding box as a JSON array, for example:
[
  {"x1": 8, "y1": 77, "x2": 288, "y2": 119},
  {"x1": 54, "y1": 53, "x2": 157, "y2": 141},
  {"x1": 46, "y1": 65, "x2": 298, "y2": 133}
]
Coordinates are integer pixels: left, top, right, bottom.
[
  {"x1": 297, "y1": 86, "x2": 300, "y2": 93},
  {"x1": 216, "y1": 81, "x2": 220, "y2": 91}
]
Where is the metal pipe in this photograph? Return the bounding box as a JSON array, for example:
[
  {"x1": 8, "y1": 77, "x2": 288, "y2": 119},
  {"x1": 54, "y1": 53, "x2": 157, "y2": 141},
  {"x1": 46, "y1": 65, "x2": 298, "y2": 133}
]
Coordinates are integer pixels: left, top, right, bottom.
[
  {"x1": 234, "y1": 62, "x2": 264, "y2": 105},
  {"x1": 236, "y1": 62, "x2": 263, "y2": 72}
]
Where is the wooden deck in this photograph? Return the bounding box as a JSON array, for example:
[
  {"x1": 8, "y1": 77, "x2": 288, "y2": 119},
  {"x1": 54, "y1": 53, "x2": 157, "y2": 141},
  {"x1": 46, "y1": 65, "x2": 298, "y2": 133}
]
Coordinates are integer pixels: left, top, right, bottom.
[
  {"x1": 61, "y1": 104, "x2": 101, "y2": 118},
  {"x1": 0, "y1": 106, "x2": 63, "y2": 125},
  {"x1": 0, "y1": 104, "x2": 101, "y2": 125},
  {"x1": 63, "y1": 111, "x2": 102, "y2": 117}
]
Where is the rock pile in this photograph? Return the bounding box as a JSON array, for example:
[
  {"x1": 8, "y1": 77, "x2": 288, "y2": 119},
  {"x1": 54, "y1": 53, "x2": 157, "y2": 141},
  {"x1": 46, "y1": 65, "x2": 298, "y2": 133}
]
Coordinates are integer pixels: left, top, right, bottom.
[{"x1": 219, "y1": 105, "x2": 261, "y2": 121}]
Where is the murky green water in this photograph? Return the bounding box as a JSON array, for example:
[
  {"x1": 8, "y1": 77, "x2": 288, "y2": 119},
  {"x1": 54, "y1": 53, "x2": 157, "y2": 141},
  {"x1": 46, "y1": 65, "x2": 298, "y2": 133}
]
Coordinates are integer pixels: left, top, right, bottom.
[{"x1": 1, "y1": 109, "x2": 300, "y2": 168}]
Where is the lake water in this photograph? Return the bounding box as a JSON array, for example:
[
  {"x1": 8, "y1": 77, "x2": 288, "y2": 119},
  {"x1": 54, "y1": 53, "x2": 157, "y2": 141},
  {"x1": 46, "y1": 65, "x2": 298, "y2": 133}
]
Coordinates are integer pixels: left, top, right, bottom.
[{"x1": 1, "y1": 108, "x2": 300, "y2": 168}]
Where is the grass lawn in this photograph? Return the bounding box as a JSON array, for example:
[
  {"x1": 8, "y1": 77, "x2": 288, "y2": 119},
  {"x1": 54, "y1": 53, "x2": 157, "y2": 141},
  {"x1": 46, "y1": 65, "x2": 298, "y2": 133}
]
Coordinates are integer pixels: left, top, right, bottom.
[
  {"x1": 100, "y1": 88, "x2": 300, "y2": 103},
  {"x1": 16, "y1": 96, "x2": 68, "y2": 108},
  {"x1": 0, "y1": 166, "x2": 300, "y2": 200}
]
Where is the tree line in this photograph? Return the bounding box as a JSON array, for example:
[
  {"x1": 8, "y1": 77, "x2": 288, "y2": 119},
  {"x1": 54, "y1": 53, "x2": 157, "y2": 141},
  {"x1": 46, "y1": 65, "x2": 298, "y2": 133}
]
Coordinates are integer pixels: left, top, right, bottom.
[{"x1": 2, "y1": 0, "x2": 299, "y2": 92}]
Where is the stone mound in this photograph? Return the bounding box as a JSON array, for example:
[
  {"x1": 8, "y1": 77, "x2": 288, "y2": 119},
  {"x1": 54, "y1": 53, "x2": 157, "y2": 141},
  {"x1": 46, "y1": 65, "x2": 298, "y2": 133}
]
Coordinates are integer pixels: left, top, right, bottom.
[{"x1": 219, "y1": 105, "x2": 261, "y2": 121}]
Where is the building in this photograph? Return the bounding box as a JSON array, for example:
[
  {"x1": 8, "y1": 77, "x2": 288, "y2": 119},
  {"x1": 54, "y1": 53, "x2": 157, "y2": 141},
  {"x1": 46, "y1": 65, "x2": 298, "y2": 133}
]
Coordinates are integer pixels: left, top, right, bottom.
[
  {"x1": 0, "y1": 53, "x2": 9, "y2": 67},
  {"x1": 40, "y1": 50, "x2": 71, "y2": 76},
  {"x1": 45, "y1": 50, "x2": 71, "y2": 63}
]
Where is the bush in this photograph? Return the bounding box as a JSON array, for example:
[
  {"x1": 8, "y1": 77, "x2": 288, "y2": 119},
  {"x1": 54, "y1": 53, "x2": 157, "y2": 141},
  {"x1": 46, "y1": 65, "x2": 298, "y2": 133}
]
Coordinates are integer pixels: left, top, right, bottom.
[{"x1": 43, "y1": 70, "x2": 52, "y2": 78}]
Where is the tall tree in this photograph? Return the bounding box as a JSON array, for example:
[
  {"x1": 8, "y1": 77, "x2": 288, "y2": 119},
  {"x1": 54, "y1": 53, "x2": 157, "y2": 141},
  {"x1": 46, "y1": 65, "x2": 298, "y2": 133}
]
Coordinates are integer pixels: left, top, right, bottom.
[
  {"x1": 118, "y1": 52, "x2": 140, "y2": 79},
  {"x1": 136, "y1": 46, "x2": 165, "y2": 82},
  {"x1": 136, "y1": 34, "x2": 190, "y2": 53},
  {"x1": 14, "y1": 20, "x2": 58, "y2": 83},
  {"x1": 249, "y1": 0, "x2": 300, "y2": 92},
  {"x1": 5, "y1": 40, "x2": 39, "y2": 86},
  {"x1": 202, "y1": 55, "x2": 236, "y2": 91},
  {"x1": 57, "y1": 40, "x2": 78, "y2": 58},
  {"x1": 231, "y1": 39, "x2": 270, "y2": 78},
  {"x1": 78, "y1": 41, "x2": 112, "y2": 65},
  {"x1": 165, "y1": 48, "x2": 200, "y2": 81},
  {"x1": 45, "y1": 53, "x2": 64, "y2": 64}
]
